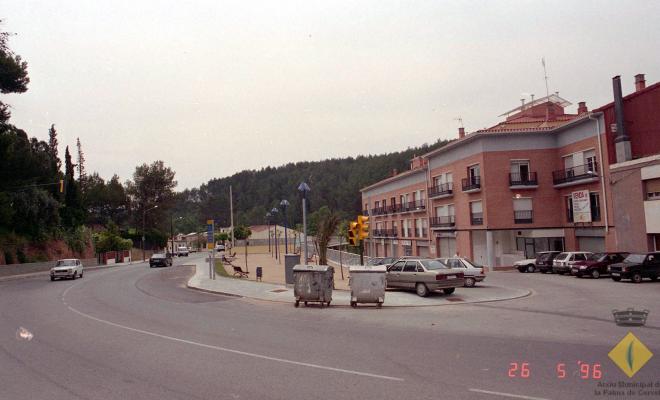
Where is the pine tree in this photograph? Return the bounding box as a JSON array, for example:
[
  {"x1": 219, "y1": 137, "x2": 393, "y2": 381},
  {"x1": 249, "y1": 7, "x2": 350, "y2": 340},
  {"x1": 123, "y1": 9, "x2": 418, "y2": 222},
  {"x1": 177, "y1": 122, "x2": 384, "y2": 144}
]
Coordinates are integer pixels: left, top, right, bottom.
[
  {"x1": 48, "y1": 124, "x2": 61, "y2": 170},
  {"x1": 76, "y1": 137, "x2": 86, "y2": 183},
  {"x1": 61, "y1": 146, "x2": 84, "y2": 227}
]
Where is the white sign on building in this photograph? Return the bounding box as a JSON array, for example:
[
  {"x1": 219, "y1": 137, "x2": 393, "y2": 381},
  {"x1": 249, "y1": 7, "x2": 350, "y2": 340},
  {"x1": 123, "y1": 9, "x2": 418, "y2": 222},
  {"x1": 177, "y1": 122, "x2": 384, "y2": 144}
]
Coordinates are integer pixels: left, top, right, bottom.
[{"x1": 572, "y1": 190, "x2": 591, "y2": 223}]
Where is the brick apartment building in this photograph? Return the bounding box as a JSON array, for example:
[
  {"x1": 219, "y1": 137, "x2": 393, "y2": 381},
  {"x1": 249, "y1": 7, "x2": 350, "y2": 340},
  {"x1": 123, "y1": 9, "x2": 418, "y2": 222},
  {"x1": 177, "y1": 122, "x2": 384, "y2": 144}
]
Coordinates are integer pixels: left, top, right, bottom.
[{"x1": 361, "y1": 74, "x2": 659, "y2": 267}]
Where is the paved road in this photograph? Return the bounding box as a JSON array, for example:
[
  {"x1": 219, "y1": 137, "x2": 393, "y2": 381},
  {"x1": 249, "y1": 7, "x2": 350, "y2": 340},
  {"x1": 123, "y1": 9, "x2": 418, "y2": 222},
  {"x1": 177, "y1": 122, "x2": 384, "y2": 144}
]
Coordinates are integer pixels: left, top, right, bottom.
[{"x1": 1, "y1": 254, "x2": 658, "y2": 400}]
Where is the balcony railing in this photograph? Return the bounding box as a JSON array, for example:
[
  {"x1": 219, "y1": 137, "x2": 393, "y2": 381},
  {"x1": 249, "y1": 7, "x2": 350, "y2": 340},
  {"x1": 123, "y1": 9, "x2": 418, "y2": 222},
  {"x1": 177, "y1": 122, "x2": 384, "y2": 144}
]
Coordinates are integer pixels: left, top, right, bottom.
[
  {"x1": 411, "y1": 229, "x2": 427, "y2": 238},
  {"x1": 552, "y1": 162, "x2": 599, "y2": 185},
  {"x1": 370, "y1": 206, "x2": 389, "y2": 216},
  {"x1": 372, "y1": 229, "x2": 398, "y2": 238},
  {"x1": 429, "y1": 182, "x2": 453, "y2": 198},
  {"x1": 430, "y1": 216, "x2": 456, "y2": 228},
  {"x1": 462, "y1": 176, "x2": 481, "y2": 192},
  {"x1": 514, "y1": 210, "x2": 534, "y2": 224},
  {"x1": 470, "y1": 212, "x2": 483, "y2": 225},
  {"x1": 509, "y1": 172, "x2": 538, "y2": 187},
  {"x1": 394, "y1": 200, "x2": 426, "y2": 213}
]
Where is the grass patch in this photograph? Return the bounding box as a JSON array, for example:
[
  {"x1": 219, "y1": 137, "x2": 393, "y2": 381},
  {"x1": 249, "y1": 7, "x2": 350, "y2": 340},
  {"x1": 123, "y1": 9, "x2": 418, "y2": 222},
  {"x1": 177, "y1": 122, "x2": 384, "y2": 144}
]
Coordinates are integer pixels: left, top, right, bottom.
[{"x1": 214, "y1": 259, "x2": 232, "y2": 278}]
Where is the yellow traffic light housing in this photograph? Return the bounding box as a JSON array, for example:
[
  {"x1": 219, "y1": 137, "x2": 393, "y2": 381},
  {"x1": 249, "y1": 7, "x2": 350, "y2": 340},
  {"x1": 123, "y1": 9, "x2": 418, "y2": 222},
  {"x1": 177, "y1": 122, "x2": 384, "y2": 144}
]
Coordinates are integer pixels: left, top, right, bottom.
[
  {"x1": 348, "y1": 221, "x2": 359, "y2": 246},
  {"x1": 357, "y1": 215, "x2": 369, "y2": 240}
]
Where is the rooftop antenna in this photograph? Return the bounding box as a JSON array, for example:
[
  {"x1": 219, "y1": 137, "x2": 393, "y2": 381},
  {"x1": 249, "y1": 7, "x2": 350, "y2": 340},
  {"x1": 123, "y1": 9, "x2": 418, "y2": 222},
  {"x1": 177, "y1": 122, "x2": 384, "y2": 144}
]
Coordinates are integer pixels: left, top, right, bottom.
[
  {"x1": 454, "y1": 117, "x2": 464, "y2": 128},
  {"x1": 541, "y1": 57, "x2": 550, "y2": 121}
]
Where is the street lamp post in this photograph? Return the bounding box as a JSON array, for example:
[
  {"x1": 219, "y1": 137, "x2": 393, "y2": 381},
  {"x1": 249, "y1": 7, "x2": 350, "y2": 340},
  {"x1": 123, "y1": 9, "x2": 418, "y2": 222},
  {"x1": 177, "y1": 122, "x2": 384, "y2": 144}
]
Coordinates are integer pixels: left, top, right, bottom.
[
  {"x1": 265, "y1": 212, "x2": 272, "y2": 253},
  {"x1": 280, "y1": 199, "x2": 289, "y2": 254},
  {"x1": 142, "y1": 205, "x2": 158, "y2": 262},
  {"x1": 271, "y1": 207, "x2": 279, "y2": 260},
  {"x1": 170, "y1": 215, "x2": 183, "y2": 256},
  {"x1": 297, "y1": 182, "x2": 311, "y2": 263}
]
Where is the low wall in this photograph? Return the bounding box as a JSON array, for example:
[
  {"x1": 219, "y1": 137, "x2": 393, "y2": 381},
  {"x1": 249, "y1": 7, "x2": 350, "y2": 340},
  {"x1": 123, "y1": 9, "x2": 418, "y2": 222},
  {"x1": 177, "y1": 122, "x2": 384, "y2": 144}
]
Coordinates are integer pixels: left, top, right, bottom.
[{"x1": 0, "y1": 258, "x2": 100, "y2": 278}]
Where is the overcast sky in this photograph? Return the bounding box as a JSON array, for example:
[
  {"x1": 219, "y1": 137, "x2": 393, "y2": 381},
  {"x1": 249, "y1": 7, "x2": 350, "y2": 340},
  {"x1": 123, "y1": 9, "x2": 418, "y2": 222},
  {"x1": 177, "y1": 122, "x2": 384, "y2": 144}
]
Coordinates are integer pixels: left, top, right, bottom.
[{"x1": 3, "y1": 1, "x2": 660, "y2": 189}]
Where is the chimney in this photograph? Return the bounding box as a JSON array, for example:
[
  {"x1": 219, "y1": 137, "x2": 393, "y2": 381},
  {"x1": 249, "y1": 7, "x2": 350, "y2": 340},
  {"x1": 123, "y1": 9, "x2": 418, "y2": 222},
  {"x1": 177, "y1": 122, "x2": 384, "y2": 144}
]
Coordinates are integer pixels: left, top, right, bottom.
[
  {"x1": 612, "y1": 75, "x2": 632, "y2": 162},
  {"x1": 577, "y1": 101, "x2": 588, "y2": 114},
  {"x1": 635, "y1": 74, "x2": 646, "y2": 92},
  {"x1": 458, "y1": 127, "x2": 465, "y2": 139}
]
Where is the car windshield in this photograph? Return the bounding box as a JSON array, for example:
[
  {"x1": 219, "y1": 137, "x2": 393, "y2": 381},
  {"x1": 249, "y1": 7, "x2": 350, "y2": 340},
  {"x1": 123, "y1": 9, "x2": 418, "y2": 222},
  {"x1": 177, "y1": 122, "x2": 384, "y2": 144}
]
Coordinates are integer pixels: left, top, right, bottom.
[
  {"x1": 587, "y1": 253, "x2": 606, "y2": 261},
  {"x1": 420, "y1": 260, "x2": 447, "y2": 270},
  {"x1": 537, "y1": 252, "x2": 556, "y2": 261},
  {"x1": 463, "y1": 258, "x2": 483, "y2": 268},
  {"x1": 624, "y1": 254, "x2": 646, "y2": 263},
  {"x1": 56, "y1": 260, "x2": 77, "y2": 266}
]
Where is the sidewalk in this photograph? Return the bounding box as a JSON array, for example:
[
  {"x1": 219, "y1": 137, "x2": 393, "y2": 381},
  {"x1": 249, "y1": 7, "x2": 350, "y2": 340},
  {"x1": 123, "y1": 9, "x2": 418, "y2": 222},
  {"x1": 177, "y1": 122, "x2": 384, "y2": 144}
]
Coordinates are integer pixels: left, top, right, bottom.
[{"x1": 188, "y1": 257, "x2": 531, "y2": 307}]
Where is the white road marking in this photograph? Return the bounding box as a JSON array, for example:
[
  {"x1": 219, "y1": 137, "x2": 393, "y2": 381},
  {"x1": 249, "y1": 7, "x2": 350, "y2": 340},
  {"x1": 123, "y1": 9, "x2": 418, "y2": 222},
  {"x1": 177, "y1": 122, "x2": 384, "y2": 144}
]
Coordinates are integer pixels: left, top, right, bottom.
[
  {"x1": 469, "y1": 389, "x2": 550, "y2": 400},
  {"x1": 61, "y1": 269, "x2": 403, "y2": 382}
]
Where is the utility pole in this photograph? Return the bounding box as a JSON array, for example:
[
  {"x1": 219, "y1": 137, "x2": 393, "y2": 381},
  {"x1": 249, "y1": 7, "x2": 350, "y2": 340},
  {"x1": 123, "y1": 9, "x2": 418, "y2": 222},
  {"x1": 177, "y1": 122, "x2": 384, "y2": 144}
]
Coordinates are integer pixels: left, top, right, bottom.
[{"x1": 230, "y1": 185, "x2": 235, "y2": 250}]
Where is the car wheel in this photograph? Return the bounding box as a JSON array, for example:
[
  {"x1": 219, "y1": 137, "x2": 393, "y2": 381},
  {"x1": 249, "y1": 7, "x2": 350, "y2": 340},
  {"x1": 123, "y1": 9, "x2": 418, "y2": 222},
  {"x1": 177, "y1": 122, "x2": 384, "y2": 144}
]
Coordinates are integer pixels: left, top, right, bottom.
[
  {"x1": 591, "y1": 270, "x2": 600, "y2": 279},
  {"x1": 294, "y1": 300, "x2": 299, "y2": 308},
  {"x1": 526, "y1": 264, "x2": 536, "y2": 273},
  {"x1": 350, "y1": 301, "x2": 357, "y2": 308},
  {"x1": 443, "y1": 288, "x2": 455, "y2": 295},
  {"x1": 80, "y1": 271, "x2": 83, "y2": 278},
  {"x1": 50, "y1": 276, "x2": 55, "y2": 281},
  {"x1": 517, "y1": 267, "x2": 525, "y2": 273},
  {"x1": 415, "y1": 283, "x2": 429, "y2": 297},
  {"x1": 464, "y1": 277, "x2": 476, "y2": 288},
  {"x1": 651, "y1": 275, "x2": 658, "y2": 282},
  {"x1": 72, "y1": 272, "x2": 77, "y2": 280},
  {"x1": 612, "y1": 277, "x2": 622, "y2": 282},
  {"x1": 632, "y1": 273, "x2": 643, "y2": 283}
]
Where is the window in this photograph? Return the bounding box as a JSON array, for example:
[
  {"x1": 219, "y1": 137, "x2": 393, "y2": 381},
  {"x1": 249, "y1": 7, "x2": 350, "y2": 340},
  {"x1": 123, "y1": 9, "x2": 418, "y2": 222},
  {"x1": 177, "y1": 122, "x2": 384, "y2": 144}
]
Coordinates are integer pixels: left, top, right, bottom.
[
  {"x1": 574, "y1": 254, "x2": 587, "y2": 261},
  {"x1": 403, "y1": 262, "x2": 417, "y2": 272},
  {"x1": 468, "y1": 165, "x2": 480, "y2": 182},
  {"x1": 565, "y1": 196, "x2": 574, "y2": 222},
  {"x1": 389, "y1": 262, "x2": 404, "y2": 272},
  {"x1": 584, "y1": 150, "x2": 596, "y2": 172},
  {"x1": 590, "y1": 192, "x2": 601, "y2": 221},
  {"x1": 646, "y1": 178, "x2": 660, "y2": 200},
  {"x1": 375, "y1": 200, "x2": 380, "y2": 209},
  {"x1": 513, "y1": 198, "x2": 533, "y2": 223},
  {"x1": 510, "y1": 160, "x2": 530, "y2": 181},
  {"x1": 470, "y1": 200, "x2": 483, "y2": 225}
]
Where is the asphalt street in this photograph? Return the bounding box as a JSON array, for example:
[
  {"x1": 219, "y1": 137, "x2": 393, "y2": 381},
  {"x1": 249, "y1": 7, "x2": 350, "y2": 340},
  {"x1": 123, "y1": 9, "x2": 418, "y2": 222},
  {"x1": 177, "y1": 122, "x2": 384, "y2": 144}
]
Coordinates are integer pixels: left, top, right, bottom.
[{"x1": 1, "y1": 253, "x2": 658, "y2": 400}]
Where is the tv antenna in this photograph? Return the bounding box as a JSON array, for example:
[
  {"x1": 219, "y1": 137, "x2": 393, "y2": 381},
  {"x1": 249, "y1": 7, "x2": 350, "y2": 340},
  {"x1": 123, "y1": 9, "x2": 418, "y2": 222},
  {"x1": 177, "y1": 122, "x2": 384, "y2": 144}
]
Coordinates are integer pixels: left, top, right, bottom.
[
  {"x1": 541, "y1": 57, "x2": 551, "y2": 121},
  {"x1": 454, "y1": 117, "x2": 464, "y2": 128}
]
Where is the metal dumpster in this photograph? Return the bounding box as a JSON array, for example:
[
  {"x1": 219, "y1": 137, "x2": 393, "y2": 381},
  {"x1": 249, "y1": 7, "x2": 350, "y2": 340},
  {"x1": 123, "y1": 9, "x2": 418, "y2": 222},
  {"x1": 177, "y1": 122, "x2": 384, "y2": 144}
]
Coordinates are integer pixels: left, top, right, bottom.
[
  {"x1": 348, "y1": 265, "x2": 387, "y2": 307},
  {"x1": 292, "y1": 265, "x2": 334, "y2": 307}
]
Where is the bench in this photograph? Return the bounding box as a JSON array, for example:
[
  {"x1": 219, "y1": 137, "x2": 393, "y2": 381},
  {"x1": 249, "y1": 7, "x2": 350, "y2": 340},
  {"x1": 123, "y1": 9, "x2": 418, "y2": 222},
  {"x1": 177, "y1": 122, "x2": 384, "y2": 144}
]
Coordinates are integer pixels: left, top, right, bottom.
[{"x1": 233, "y1": 265, "x2": 249, "y2": 278}]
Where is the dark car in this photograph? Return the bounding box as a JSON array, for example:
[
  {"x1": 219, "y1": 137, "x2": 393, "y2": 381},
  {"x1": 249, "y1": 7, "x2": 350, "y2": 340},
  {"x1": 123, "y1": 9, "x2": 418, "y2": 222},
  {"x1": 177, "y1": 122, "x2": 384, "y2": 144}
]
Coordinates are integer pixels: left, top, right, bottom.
[
  {"x1": 535, "y1": 251, "x2": 562, "y2": 273},
  {"x1": 571, "y1": 252, "x2": 629, "y2": 279},
  {"x1": 609, "y1": 252, "x2": 660, "y2": 283},
  {"x1": 150, "y1": 253, "x2": 173, "y2": 268}
]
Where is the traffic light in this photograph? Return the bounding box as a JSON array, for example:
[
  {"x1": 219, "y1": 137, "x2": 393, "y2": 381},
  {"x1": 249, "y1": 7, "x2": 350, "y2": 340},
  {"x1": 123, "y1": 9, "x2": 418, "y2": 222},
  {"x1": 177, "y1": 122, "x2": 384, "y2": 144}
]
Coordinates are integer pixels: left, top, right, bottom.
[
  {"x1": 59, "y1": 179, "x2": 64, "y2": 193},
  {"x1": 357, "y1": 215, "x2": 369, "y2": 240},
  {"x1": 348, "y1": 221, "x2": 359, "y2": 246}
]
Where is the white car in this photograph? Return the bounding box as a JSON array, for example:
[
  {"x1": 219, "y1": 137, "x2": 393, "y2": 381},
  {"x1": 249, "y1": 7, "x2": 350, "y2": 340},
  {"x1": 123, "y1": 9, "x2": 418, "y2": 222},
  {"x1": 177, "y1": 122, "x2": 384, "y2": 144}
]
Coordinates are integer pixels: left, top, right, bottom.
[
  {"x1": 436, "y1": 257, "x2": 487, "y2": 287},
  {"x1": 50, "y1": 259, "x2": 84, "y2": 281},
  {"x1": 552, "y1": 251, "x2": 592, "y2": 275},
  {"x1": 515, "y1": 258, "x2": 538, "y2": 273},
  {"x1": 177, "y1": 246, "x2": 189, "y2": 257}
]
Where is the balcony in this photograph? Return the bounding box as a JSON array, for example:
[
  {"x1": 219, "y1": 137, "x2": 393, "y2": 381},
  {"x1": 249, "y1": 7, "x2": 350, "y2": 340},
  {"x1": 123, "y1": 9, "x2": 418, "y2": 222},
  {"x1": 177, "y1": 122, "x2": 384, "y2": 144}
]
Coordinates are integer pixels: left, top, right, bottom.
[
  {"x1": 430, "y1": 216, "x2": 456, "y2": 229},
  {"x1": 470, "y1": 212, "x2": 483, "y2": 225},
  {"x1": 509, "y1": 172, "x2": 538, "y2": 189},
  {"x1": 462, "y1": 176, "x2": 481, "y2": 193},
  {"x1": 394, "y1": 200, "x2": 426, "y2": 213},
  {"x1": 552, "y1": 162, "x2": 599, "y2": 187},
  {"x1": 514, "y1": 210, "x2": 534, "y2": 224},
  {"x1": 372, "y1": 229, "x2": 398, "y2": 238},
  {"x1": 362, "y1": 209, "x2": 369, "y2": 216},
  {"x1": 370, "y1": 206, "x2": 389, "y2": 216},
  {"x1": 428, "y1": 183, "x2": 453, "y2": 199}
]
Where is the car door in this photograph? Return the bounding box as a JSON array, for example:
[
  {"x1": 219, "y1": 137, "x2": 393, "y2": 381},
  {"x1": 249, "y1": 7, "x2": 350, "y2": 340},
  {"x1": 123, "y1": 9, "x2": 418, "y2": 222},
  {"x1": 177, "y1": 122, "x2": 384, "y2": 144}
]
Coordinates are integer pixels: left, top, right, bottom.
[
  {"x1": 387, "y1": 261, "x2": 405, "y2": 288},
  {"x1": 645, "y1": 253, "x2": 660, "y2": 278},
  {"x1": 401, "y1": 261, "x2": 420, "y2": 289}
]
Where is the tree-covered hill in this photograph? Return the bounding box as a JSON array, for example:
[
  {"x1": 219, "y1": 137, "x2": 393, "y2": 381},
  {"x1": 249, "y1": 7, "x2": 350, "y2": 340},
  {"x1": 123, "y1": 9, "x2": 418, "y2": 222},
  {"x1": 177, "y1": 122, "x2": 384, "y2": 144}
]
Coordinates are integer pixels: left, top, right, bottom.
[{"x1": 176, "y1": 139, "x2": 451, "y2": 230}]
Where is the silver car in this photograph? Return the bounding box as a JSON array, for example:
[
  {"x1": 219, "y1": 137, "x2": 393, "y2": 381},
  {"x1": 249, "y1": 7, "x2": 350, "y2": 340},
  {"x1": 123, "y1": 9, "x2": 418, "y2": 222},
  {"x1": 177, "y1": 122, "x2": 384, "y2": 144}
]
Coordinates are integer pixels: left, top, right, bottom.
[
  {"x1": 50, "y1": 259, "x2": 84, "y2": 281},
  {"x1": 386, "y1": 258, "x2": 464, "y2": 297},
  {"x1": 436, "y1": 257, "x2": 486, "y2": 287}
]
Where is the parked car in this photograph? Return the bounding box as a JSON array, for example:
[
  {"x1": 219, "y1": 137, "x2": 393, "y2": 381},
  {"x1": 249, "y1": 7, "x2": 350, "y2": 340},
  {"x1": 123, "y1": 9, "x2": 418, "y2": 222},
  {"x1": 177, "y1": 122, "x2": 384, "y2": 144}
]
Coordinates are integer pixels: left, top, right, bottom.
[
  {"x1": 571, "y1": 252, "x2": 629, "y2": 279},
  {"x1": 515, "y1": 257, "x2": 538, "y2": 273},
  {"x1": 436, "y1": 257, "x2": 486, "y2": 287},
  {"x1": 552, "y1": 252, "x2": 592, "y2": 275},
  {"x1": 367, "y1": 257, "x2": 396, "y2": 267},
  {"x1": 50, "y1": 258, "x2": 84, "y2": 281},
  {"x1": 609, "y1": 252, "x2": 660, "y2": 283},
  {"x1": 150, "y1": 253, "x2": 173, "y2": 268},
  {"x1": 177, "y1": 246, "x2": 189, "y2": 257},
  {"x1": 386, "y1": 258, "x2": 464, "y2": 297},
  {"x1": 215, "y1": 244, "x2": 226, "y2": 253},
  {"x1": 536, "y1": 251, "x2": 562, "y2": 273}
]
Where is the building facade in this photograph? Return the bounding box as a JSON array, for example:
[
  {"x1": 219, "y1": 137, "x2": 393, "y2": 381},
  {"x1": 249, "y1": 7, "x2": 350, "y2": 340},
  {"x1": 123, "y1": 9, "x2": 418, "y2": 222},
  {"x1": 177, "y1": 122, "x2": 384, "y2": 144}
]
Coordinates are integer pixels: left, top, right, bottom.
[{"x1": 361, "y1": 79, "x2": 659, "y2": 267}]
